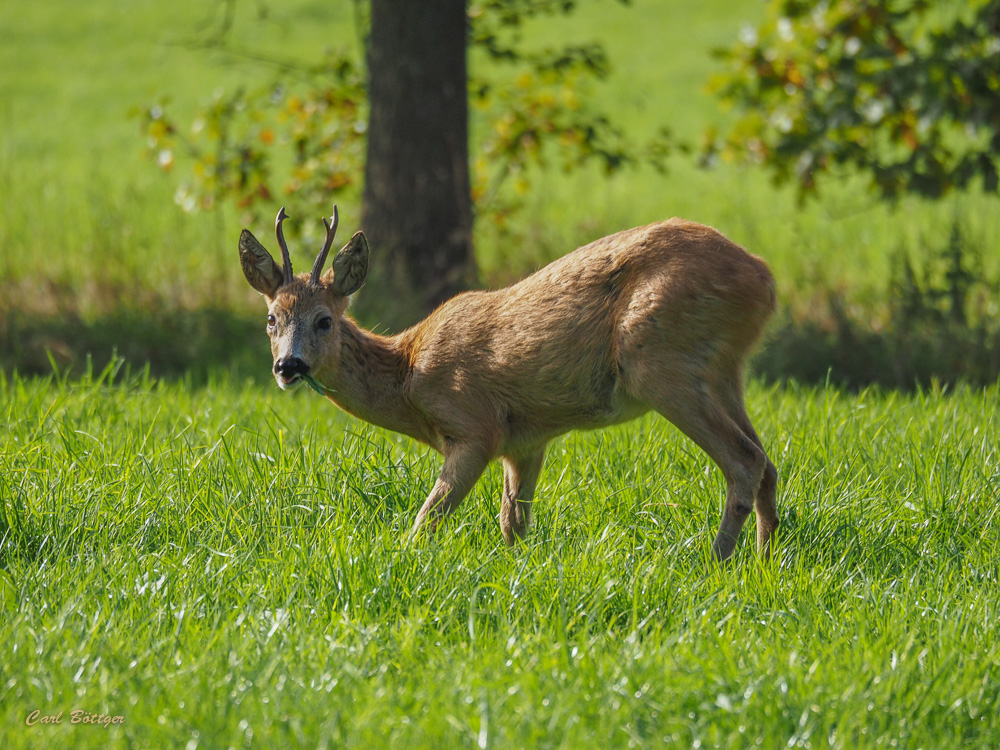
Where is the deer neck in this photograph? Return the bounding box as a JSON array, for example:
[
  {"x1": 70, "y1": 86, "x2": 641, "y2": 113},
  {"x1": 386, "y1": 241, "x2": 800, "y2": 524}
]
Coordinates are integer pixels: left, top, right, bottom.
[{"x1": 318, "y1": 317, "x2": 427, "y2": 444}]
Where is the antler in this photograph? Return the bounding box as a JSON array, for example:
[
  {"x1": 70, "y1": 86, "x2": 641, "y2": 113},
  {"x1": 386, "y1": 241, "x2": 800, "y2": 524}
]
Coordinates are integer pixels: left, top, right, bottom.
[
  {"x1": 310, "y1": 205, "x2": 339, "y2": 287},
  {"x1": 275, "y1": 207, "x2": 294, "y2": 287}
]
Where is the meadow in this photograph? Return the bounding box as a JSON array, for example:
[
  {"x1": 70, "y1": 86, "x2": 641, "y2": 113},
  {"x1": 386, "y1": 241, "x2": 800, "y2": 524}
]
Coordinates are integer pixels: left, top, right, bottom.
[
  {"x1": 2, "y1": 0, "x2": 1000, "y2": 747},
  {"x1": 2, "y1": 365, "x2": 999, "y2": 748}
]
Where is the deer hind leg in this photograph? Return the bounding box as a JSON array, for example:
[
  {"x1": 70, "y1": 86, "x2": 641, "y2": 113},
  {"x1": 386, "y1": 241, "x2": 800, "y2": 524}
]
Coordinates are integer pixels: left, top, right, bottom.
[
  {"x1": 411, "y1": 443, "x2": 492, "y2": 539},
  {"x1": 643, "y1": 376, "x2": 769, "y2": 561},
  {"x1": 500, "y1": 446, "x2": 546, "y2": 546},
  {"x1": 712, "y1": 379, "x2": 779, "y2": 557}
]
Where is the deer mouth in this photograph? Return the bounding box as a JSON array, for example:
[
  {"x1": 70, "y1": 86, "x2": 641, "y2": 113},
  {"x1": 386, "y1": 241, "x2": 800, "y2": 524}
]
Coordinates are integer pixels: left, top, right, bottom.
[{"x1": 276, "y1": 373, "x2": 302, "y2": 388}]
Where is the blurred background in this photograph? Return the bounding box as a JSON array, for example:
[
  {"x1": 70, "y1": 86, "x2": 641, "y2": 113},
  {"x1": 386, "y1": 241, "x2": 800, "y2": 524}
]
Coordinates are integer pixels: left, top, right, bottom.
[{"x1": 1, "y1": 0, "x2": 998, "y2": 387}]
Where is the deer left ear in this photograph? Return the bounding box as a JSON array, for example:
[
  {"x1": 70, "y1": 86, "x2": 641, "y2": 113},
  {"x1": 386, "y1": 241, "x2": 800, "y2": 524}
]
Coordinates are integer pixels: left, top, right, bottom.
[
  {"x1": 239, "y1": 229, "x2": 284, "y2": 299},
  {"x1": 324, "y1": 231, "x2": 369, "y2": 296}
]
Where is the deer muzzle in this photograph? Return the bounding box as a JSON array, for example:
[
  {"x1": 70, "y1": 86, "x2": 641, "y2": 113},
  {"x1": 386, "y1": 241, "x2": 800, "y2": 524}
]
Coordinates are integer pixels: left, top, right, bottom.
[{"x1": 274, "y1": 357, "x2": 310, "y2": 388}]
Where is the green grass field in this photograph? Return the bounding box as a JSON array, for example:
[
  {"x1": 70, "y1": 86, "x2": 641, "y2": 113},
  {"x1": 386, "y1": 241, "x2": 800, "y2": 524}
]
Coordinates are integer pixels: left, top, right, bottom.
[
  {"x1": 1, "y1": 367, "x2": 998, "y2": 747},
  {"x1": 3, "y1": 0, "x2": 1000, "y2": 746}
]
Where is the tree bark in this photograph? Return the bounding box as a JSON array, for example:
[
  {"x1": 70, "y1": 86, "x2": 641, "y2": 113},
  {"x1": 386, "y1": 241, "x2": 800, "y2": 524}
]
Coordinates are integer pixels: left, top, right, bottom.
[{"x1": 361, "y1": 0, "x2": 474, "y2": 327}]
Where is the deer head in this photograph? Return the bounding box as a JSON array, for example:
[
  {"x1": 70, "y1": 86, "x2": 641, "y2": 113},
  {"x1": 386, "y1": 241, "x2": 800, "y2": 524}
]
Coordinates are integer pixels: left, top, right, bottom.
[{"x1": 239, "y1": 206, "x2": 370, "y2": 389}]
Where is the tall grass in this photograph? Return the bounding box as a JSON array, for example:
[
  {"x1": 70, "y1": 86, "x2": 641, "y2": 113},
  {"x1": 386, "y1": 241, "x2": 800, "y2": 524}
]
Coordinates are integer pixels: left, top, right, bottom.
[{"x1": 1, "y1": 367, "x2": 998, "y2": 747}]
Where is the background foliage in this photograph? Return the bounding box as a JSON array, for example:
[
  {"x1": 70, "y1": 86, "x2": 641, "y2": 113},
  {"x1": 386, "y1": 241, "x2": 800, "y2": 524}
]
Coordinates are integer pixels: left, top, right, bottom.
[
  {"x1": 137, "y1": 0, "x2": 673, "y2": 234},
  {"x1": 708, "y1": 0, "x2": 1000, "y2": 199},
  {"x1": 1, "y1": 0, "x2": 999, "y2": 385}
]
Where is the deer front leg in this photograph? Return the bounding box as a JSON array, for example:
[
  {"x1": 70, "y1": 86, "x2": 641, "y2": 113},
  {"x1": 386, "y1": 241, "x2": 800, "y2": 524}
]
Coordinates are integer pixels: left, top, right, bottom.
[
  {"x1": 411, "y1": 443, "x2": 492, "y2": 539},
  {"x1": 500, "y1": 446, "x2": 546, "y2": 545}
]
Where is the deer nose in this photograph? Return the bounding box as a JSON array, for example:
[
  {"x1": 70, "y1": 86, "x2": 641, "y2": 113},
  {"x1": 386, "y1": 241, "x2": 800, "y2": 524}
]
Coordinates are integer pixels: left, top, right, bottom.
[{"x1": 274, "y1": 357, "x2": 310, "y2": 380}]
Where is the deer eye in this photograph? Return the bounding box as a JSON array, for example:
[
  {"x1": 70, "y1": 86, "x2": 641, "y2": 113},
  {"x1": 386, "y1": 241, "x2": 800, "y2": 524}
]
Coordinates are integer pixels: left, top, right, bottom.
[
  {"x1": 266, "y1": 314, "x2": 276, "y2": 328},
  {"x1": 316, "y1": 316, "x2": 333, "y2": 332}
]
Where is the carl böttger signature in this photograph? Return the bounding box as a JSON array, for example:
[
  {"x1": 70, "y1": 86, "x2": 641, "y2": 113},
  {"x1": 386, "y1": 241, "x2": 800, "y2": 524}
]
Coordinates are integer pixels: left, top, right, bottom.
[{"x1": 25, "y1": 709, "x2": 125, "y2": 728}]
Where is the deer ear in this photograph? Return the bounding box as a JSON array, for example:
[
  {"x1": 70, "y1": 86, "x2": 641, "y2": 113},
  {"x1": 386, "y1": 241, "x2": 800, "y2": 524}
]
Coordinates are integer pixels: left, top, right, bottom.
[
  {"x1": 239, "y1": 229, "x2": 283, "y2": 298},
  {"x1": 324, "y1": 231, "x2": 369, "y2": 296}
]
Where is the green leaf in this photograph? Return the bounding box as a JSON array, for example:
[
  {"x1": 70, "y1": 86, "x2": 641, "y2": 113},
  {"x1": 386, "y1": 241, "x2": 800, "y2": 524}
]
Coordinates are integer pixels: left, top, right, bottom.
[
  {"x1": 0, "y1": 570, "x2": 17, "y2": 613},
  {"x1": 301, "y1": 374, "x2": 334, "y2": 396}
]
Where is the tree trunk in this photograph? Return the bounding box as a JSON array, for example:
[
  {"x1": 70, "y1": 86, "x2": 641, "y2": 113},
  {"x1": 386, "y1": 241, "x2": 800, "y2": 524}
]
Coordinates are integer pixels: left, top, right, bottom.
[{"x1": 360, "y1": 0, "x2": 474, "y2": 327}]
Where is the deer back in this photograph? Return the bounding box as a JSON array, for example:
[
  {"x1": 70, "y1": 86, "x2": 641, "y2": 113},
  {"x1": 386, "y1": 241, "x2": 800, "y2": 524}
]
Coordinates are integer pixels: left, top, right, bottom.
[{"x1": 394, "y1": 219, "x2": 775, "y2": 450}]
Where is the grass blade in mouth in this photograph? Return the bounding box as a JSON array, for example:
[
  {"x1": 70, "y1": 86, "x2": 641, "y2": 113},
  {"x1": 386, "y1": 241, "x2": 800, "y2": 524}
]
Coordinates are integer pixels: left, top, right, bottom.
[{"x1": 300, "y1": 373, "x2": 333, "y2": 396}]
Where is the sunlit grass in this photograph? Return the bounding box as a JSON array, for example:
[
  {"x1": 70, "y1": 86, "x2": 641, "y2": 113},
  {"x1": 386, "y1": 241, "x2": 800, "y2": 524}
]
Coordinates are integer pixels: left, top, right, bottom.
[{"x1": 1, "y1": 367, "x2": 998, "y2": 747}]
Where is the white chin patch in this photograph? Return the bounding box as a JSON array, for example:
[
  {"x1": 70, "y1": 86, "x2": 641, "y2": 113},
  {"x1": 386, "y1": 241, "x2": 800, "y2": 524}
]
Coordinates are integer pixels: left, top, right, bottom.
[{"x1": 275, "y1": 375, "x2": 301, "y2": 391}]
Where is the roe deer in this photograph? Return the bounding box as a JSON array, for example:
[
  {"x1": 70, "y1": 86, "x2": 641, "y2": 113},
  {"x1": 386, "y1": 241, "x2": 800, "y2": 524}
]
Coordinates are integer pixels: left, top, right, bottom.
[{"x1": 239, "y1": 206, "x2": 778, "y2": 560}]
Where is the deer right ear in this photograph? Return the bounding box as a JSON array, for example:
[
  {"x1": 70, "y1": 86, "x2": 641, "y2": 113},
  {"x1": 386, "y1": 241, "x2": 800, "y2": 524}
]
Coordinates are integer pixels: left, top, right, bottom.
[
  {"x1": 327, "y1": 231, "x2": 369, "y2": 296},
  {"x1": 239, "y1": 229, "x2": 283, "y2": 298}
]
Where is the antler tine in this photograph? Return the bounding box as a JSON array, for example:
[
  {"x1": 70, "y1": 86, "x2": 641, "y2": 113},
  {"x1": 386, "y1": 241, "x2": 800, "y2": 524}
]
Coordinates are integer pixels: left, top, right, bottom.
[
  {"x1": 310, "y1": 205, "x2": 340, "y2": 286},
  {"x1": 275, "y1": 206, "x2": 294, "y2": 286}
]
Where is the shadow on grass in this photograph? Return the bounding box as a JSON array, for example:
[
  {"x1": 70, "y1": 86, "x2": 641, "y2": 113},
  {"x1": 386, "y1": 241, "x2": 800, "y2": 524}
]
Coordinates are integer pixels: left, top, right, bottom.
[
  {"x1": 752, "y1": 297, "x2": 1000, "y2": 390},
  {"x1": 2, "y1": 300, "x2": 998, "y2": 389},
  {"x1": 0, "y1": 306, "x2": 268, "y2": 383}
]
